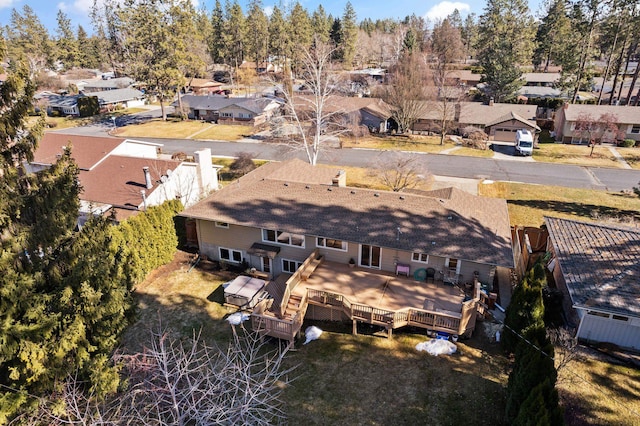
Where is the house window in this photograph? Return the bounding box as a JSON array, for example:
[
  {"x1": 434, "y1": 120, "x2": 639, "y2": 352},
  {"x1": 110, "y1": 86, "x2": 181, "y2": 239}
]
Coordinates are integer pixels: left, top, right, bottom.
[
  {"x1": 412, "y1": 252, "x2": 429, "y2": 263},
  {"x1": 587, "y1": 311, "x2": 610, "y2": 318},
  {"x1": 282, "y1": 259, "x2": 302, "y2": 273},
  {"x1": 360, "y1": 244, "x2": 381, "y2": 269},
  {"x1": 221, "y1": 112, "x2": 232, "y2": 118},
  {"x1": 219, "y1": 247, "x2": 242, "y2": 263},
  {"x1": 631, "y1": 125, "x2": 640, "y2": 134},
  {"x1": 215, "y1": 222, "x2": 229, "y2": 228},
  {"x1": 262, "y1": 229, "x2": 305, "y2": 247},
  {"x1": 316, "y1": 237, "x2": 347, "y2": 251},
  {"x1": 239, "y1": 112, "x2": 252, "y2": 119}
]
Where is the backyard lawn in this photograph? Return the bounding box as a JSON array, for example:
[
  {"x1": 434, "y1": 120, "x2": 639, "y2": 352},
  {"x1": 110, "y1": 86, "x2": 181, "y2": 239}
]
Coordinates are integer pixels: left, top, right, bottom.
[{"x1": 122, "y1": 251, "x2": 640, "y2": 425}]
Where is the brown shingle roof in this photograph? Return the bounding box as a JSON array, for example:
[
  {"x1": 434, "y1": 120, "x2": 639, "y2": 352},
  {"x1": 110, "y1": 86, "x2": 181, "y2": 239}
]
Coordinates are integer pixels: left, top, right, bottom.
[
  {"x1": 562, "y1": 104, "x2": 640, "y2": 124},
  {"x1": 80, "y1": 155, "x2": 181, "y2": 209},
  {"x1": 546, "y1": 216, "x2": 640, "y2": 317},
  {"x1": 292, "y1": 95, "x2": 392, "y2": 119},
  {"x1": 34, "y1": 133, "x2": 125, "y2": 170},
  {"x1": 182, "y1": 160, "x2": 514, "y2": 267},
  {"x1": 416, "y1": 102, "x2": 537, "y2": 126}
]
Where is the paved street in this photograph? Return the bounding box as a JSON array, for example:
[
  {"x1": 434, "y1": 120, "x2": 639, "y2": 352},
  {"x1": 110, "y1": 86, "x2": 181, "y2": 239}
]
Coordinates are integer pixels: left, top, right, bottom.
[{"x1": 53, "y1": 115, "x2": 640, "y2": 193}]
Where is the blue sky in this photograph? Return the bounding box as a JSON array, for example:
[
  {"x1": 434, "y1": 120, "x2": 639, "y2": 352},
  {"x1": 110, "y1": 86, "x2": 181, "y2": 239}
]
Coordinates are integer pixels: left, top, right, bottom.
[{"x1": 0, "y1": 0, "x2": 545, "y2": 35}]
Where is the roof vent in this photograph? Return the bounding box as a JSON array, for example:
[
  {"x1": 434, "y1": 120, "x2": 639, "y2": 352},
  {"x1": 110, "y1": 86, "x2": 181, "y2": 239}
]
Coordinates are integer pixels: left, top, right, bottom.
[
  {"x1": 374, "y1": 193, "x2": 379, "y2": 197},
  {"x1": 327, "y1": 187, "x2": 332, "y2": 191},
  {"x1": 284, "y1": 182, "x2": 289, "y2": 186},
  {"x1": 305, "y1": 185, "x2": 310, "y2": 189},
  {"x1": 399, "y1": 196, "x2": 405, "y2": 200},
  {"x1": 351, "y1": 190, "x2": 356, "y2": 194}
]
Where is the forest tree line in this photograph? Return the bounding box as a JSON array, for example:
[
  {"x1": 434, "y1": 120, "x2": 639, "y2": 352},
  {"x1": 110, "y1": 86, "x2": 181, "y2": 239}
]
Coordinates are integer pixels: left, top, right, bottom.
[{"x1": 2, "y1": 0, "x2": 640, "y2": 105}]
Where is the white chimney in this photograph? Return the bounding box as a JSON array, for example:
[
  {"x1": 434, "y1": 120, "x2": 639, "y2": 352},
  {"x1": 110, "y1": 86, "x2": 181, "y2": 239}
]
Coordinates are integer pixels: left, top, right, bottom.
[
  {"x1": 194, "y1": 148, "x2": 214, "y2": 193},
  {"x1": 143, "y1": 166, "x2": 153, "y2": 189}
]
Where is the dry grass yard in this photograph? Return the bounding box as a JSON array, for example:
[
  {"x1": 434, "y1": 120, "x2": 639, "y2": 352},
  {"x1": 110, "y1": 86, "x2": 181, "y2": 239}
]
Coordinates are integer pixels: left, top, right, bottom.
[
  {"x1": 479, "y1": 181, "x2": 640, "y2": 227},
  {"x1": 533, "y1": 143, "x2": 621, "y2": 168},
  {"x1": 121, "y1": 251, "x2": 640, "y2": 425}
]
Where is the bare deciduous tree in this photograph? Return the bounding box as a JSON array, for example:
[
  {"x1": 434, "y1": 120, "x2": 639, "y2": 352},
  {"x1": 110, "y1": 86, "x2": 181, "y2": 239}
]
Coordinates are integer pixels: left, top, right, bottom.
[
  {"x1": 275, "y1": 38, "x2": 345, "y2": 165},
  {"x1": 379, "y1": 52, "x2": 431, "y2": 134},
  {"x1": 369, "y1": 153, "x2": 432, "y2": 192},
  {"x1": 548, "y1": 327, "x2": 579, "y2": 382},
  {"x1": 26, "y1": 325, "x2": 294, "y2": 425}
]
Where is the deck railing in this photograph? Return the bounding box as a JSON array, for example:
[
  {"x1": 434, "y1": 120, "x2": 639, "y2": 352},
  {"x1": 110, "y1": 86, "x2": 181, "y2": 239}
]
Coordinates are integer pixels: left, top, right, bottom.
[
  {"x1": 278, "y1": 249, "x2": 320, "y2": 316},
  {"x1": 252, "y1": 290, "x2": 309, "y2": 343},
  {"x1": 307, "y1": 288, "x2": 475, "y2": 336}
]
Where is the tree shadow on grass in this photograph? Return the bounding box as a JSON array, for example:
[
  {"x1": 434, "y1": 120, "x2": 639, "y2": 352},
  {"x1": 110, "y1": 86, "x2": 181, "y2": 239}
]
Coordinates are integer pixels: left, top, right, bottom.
[{"x1": 508, "y1": 199, "x2": 640, "y2": 222}]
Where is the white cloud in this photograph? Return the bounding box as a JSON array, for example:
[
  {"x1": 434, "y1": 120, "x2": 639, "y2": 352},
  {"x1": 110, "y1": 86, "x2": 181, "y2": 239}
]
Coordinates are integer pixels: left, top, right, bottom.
[
  {"x1": 58, "y1": 2, "x2": 68, "y2": 11},
  {"x1": 0, "y1": 0, "x2": 16, "y2": 8},
  {"x1": 424, "y1": 1, "x2": 471, "y2": 22},
  {"x1": 263, "y1": 5, "x2": 273, "y2": 17},
  {"x1": 73, "y1": 0, "x2": 95, "y2": 14}
]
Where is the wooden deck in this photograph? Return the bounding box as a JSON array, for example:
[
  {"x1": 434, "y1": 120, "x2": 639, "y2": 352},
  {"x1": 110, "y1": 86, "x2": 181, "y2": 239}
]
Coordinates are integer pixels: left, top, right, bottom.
[{"x1": 252, "y1": 258, "x2": 480, "y2": 344}]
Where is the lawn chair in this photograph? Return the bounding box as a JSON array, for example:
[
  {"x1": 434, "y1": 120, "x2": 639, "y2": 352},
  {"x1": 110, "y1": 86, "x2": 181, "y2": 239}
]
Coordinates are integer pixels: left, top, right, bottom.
[{"x1": 426, "y1": 267, "x2": 436, "y2": 283}]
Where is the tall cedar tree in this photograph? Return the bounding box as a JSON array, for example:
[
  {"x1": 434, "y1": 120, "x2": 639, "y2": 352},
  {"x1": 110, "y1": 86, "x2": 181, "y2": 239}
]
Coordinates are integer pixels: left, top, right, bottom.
[
  {"x1": 533, "y1": 0, "x2": 572, "y2": 72},
  {"x1": 475, "y1": 0, "x2": 535, "y2": 102},
  {"x1": 5, "y1": 5, "x2": 53, "y2": 73},
  {"x1": 209, "y1": 0, "x2": 226, "y2": 63},
  {"x1": 246, "y1": 0, "x2": 269, "y2": 70},
  {"x1": 339, "y1": 2, "x2": 358, "y2": 68},
  {"x1": 55, "y1": 10, "x2": 79, "y2": 70}
]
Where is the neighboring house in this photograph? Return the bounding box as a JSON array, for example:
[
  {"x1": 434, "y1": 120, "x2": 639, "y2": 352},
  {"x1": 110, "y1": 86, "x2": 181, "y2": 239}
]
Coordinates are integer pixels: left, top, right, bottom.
[
  {"x1": 554, "y1": 103, "x2": 640, "y2": 144},
  {"x1": 83, "y1": 87, "x2": 146, "y2": 110},
  {"x1": 186, "y1": 77, "x2": 223, "y2": 95},
  {"x1": 291, "y1": 95, "x2": 392, "y2": 133},
  {"x1": 38, "y1": 92, "x2": 82, "y2": 116},
  {"x1": 238, "y1": 61, "x2": 280, "y2": 73},
  {"x1": 28, "y1": 133, "x2": 220, "y2": 224},
  {"x1": 180, "y1": 159, "x2": 514, "y2": 343},
  {"x1": 413, "y1": 101, "x2": 540, "y2": 142},
  {"x1": 36, "y1": 87, "x2": 144, "y2": 116},
  {"x1": 450, "y1": 69, "x2": 483, "y2": 87},
  {"x1": 173, "y1": 95, "x2": 281, "y2": 125},
  {"x1": 83, "y1": 77, "x2": 135, "y2": 92},
  {"x1": 545, "y1": 217, "x2": 640, "y2": 351}
]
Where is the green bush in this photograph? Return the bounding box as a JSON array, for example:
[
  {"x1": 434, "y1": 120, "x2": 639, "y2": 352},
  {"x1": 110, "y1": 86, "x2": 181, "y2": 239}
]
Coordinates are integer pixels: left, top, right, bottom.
[{"x1": 620, "y1": 139, "x2": 635, "y2": 148}]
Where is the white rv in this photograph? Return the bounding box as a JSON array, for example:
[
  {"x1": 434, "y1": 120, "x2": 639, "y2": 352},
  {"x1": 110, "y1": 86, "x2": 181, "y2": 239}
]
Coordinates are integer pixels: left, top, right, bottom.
[{"x1": 515, "y1": 129, "x2": 534, "y2": 156}]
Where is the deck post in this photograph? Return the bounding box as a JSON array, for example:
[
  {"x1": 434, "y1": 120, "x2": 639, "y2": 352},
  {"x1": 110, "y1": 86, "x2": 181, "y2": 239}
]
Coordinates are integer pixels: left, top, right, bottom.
[
  {"x1": 387, "y1": 327, "x2": 392, "y2": 339},
  {"x1": 352, "y1": 319, "x2": 358, "y2": 336}
]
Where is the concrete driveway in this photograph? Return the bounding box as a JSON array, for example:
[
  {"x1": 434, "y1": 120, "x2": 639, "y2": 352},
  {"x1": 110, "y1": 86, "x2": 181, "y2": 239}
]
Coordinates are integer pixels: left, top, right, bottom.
[{"x1": 490, "y1": 142, "x2": 535, "y2": 162}]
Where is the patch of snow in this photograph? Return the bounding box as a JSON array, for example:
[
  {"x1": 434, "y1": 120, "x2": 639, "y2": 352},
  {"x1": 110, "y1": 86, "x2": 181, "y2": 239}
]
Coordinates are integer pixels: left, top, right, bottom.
[
  {"x1": 227, "y1": 312, "x2": 250, "y2": 325},
  {"x1": 303, "y1": 326, "x2": 323, "y2": 345},
  {"x1": 415, "y1": 339, "x2": 457, "y2": 356}
]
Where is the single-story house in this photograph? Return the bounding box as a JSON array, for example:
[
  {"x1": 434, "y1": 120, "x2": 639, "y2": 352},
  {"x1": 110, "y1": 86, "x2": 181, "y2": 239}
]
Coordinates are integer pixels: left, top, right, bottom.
[
  {"x1": 28, "y1": 133, "x2": 220, "y2": 224},
  {"x1": 38, "y1": 92, "x2": 82, "y2": 116},
  {"x1": 83, "y1": 88, "x2": 146, "y2": 110},
  {"x1": 83, "y1": 77, "x2": 136, "y2": 92},
  {"x1": 173, "y1": 95, "x2": 282, "y2": 125},
  {"x1": 238, "y1": 61, "x2": 280, "y2": 73},
  {"x1": 186, "y1": 77, "x2": 224, "y2": 95},
  {"x1": 413, "y1": 101, "x2": 540, "y2": 142},
  {"x1": 554, "y1": 103, "x2": 640, "y2": 144},
  {"x1": 545, "y1": 216, "x2": 640, "y2": 351},
  {"x1": 291, "y1": 95, "x2": 393, "y2": 133},
  {"x1": 181, "y1": 159, "x2": 514, "y2": 342}
]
